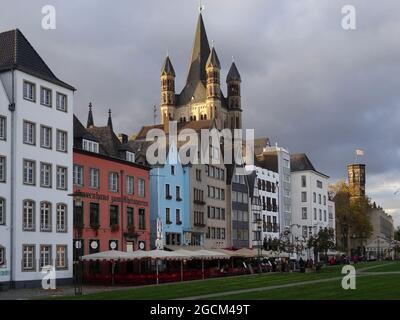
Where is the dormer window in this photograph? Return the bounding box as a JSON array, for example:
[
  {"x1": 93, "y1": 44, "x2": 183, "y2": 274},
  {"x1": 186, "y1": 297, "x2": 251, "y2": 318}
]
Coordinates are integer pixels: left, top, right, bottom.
[
  {"x1": 126, "y1": 151, "x2": 135, "y2": 163},
  {"x1": 82, "y1": 139, "x2": 99, "y2": 153}
]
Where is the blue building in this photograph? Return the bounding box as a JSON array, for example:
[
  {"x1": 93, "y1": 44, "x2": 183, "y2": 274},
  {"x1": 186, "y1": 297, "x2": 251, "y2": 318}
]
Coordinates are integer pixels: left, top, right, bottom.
[{"x1": 149, "y1": 142, "x2": 189, "y2": 248}]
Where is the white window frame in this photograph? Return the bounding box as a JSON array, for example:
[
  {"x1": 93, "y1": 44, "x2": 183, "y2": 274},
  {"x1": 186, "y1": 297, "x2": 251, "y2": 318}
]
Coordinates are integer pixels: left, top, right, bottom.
[
  {"x1": 56, "y1": 130, "x2": 68, "y2": 152},
  {"x1": 56, "y1": 92, "x2": 67, "y2": 112},
  {"x1": 56, "y1": 245, "x2": 67, "y2": 270},
  {"x1": 109, "y1": 172, "x2": 119, "y2": 192},
  {"x1": 23, "y1": 159, "x2": 36, "y2": 185},
  {"x1": 40, "y1": 202, "x2": 52, "y2": 232},
  {"x1": 23, "y1": 121, "x2": 36, "y2": 145},
  {"x1": 0, "y1": 116, "x2": 6, "y2": 141},
  {"x1": 23, "y1": 200, "x2": 35, "y2": 231},
  {"x1": 23, "y1": 81, "x2": 36, "y2": 102},
  {"x1": 126, "y1": 151, "x2": 135, "y2": 163},
  {"x1": 40, "y1": 86, "x2": 52, "y2": 107},
  {"x1": 56, "y1": 203, "x2": 67, "y2": 233},
  {"x1": 56, "y1": 166, "x2": 68, "y2": 190},
  {"x1": 40, "y1": 162, "x2": 52, "y2": 188},
  {"x1": 0, "y1": 156, "x2": 6, "y2": 183},
  {"x1": 22, "y1": 245, "x2": 35, "y2": 271},
  {"x1": 0, "y1": 246, "x2": 5, "y2": 266},
  {"x1": 89, "y1": 168, "x2": 99, "y2": 189},
  {"x1": 126, "y1": 176, "x2": 134, "y2": 195},
  {"x1": 73, "y1": 165, "x2": 84, "y2": 186},
  {"x1": 40, "y1": 245, "x2": 52, "y2": 268},
  {"x1": 82, "y1": 139, "x2": 99, "y2": 153},
  {"x1": 0, "y1": 198, "x2": 5, "y2": 225},
  {"x1": 138, "y1": 178, "x2": 145, "y2": 197},
  {"x1": 40, "y1": 125, "x2": 52, "y2": 149}
]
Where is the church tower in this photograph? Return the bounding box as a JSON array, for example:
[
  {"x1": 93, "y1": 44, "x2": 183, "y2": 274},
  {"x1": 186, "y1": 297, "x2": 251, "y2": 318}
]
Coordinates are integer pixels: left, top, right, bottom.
[
  {"x1": 227, "y1": 61, "x2": 242, "y2": 129},
  {"x1": 347, "y1": 163, "x2": 366, "y2": 199},
  {"x1": 160, "y1": 55, "x2": 176, "y2": 124},
  {"x1": 206, "y1": 46, "x2": 221, "y2": 126}
]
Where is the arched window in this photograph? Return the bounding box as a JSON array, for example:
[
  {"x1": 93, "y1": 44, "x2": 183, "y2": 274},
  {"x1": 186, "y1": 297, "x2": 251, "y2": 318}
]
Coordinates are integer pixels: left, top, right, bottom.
[
  {"x1": 0, "y1": 197, "x2": 5, "y2": 225},
  {"x1": 56, "y1": 203, "x2": 67, "y2": 233},
  {"x1": 23, "y1": 200, "x2": 35, "y2": 231},
  {"x1": 40, "y1": 201, "x2": 52, "y2": 232},
  {"x1": 203, "y1": 114, "x2": 207, "y2": 120}
]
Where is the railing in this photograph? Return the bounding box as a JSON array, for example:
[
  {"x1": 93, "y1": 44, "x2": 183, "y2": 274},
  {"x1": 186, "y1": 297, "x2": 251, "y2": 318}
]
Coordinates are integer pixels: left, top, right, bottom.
[
  {"x1": 23, "y1": 223, "x2": 35, "y2": 231},
  {"x1": 40, "y1": 223, "x2": 52, "y2": 232}
]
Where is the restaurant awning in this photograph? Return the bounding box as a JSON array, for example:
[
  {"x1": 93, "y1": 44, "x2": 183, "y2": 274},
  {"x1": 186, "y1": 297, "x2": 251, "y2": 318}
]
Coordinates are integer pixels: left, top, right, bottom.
[{"x1": 81, "y1": 250, "x2": 134, "y2": 261}]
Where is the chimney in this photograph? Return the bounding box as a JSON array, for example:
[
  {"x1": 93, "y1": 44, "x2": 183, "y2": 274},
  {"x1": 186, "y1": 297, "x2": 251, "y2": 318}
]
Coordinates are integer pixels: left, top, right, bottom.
[{"x1": 118, "y1": 133, "x2": 128, "y2": 144}]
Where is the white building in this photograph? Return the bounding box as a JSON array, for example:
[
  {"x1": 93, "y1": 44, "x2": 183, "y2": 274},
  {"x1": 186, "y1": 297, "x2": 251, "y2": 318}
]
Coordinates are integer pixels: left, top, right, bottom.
[
  {"x1": 290, "y1": 154, "x2": 335, "y2": 257},
  {"x1": 0, "y1": 29, "x2": 74, "y2": 288}
]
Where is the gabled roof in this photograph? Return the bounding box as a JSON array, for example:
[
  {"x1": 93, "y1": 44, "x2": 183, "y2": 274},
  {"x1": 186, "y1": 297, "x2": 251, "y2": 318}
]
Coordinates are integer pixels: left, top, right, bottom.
[
  {"x1": 227, "y1": 62, "x2": 241, "y2": 82},
  {"x1": 73, "y1": 115, "x2": 98, "y2": 142},
  {"x1": 290, "y1": 153, "x2": 316, "y2": 172},
  {"x1": 161, "y1": 56, "x2": 175, "y2": 77},
  {"x1": 0, "y1": 29, "x2": 75, "y2": 90}
]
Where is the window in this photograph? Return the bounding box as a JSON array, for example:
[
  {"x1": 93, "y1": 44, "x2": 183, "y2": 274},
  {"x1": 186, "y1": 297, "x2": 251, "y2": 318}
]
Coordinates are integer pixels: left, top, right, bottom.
[
  {"x1": 0, "y1": 156, "x2": 6, "y2": 183},
  {"x1": 314, "y1": 208, "x2": 317, "y2": 220},
  {"x1": 0, "y1": 246, "x2": 5, "y2": 266},
  {"x1": 0, "y1": 116, "x2": 6, "y2": 140},
  {"x1": 302, "y1": 226, "x2": 308, "y2": 238},
  {"x1": 176, "y1": 209, "x2": 181, "y2": 224},
  {"x1": 40, "y1": 245, "x2": 52, "y2": 268},
  {"x1": 176, "y1": 186, "x2": 181, "y2": 200},
  {"x1": 89, "y1": 168, "x2": 99, "y2": 189},
  {"x1": 23, "y1": 81, "x2": 36, "y2": 101},
  {"x1": 56, "y1": 245, "x2": 67, "y2": 269},
  {"x1": 40, "y1": 126, "x2": 52, "y2": 149},
  {"x1": 165, "y1": 184, "x2": 171, "y2": 199},
  {"x1": 126, "y1": 151, "x2": 135, "y2": 163},
  {"x1": 56, "y1": 92, "x2": 67, "y2": 111},
  {"x1": 23, "y1": 160, "x2": 36, "y2": 185},
  {"x1": 56, "y1": 203, "x2": 67, "y2": 232},
  {"x1": 138, "y1": 179, "x2": 145, "y2": 197},
  {"x1": 40, "y1": 202, "x2": 52, "y2": 232},
  {"x1": 0, "y1": 198, "x2": 5, "y2": 225},
  {"x1": 73, "y1": 165, "x2": 83, "y2": 186},
  {"x1": 23, "y1": 200, "x2": 35, "y2": 231},
  {"x1": 171, "y1": 166, "x2": 175, "y2": 175},
  {"x1": 138, "y1": 209, "x2": 146, "y2": 230},
  {"x1": 319, "y1": 209, "x2": 322, "y2": 221},
  {"x1": 302, "y1": 207, "x2": 307, "y2": 220},
  {"x1": 90, "y1": 203, "x2": 100, "y2": 227},
  {"x1": 40, "y1": 87, "x2": 52, "y2": 107},
  {"x1": 319, "y1": 194, "x2": 322, "y2": 204},
  {"x1": 127, "y1": 207, "x2": 134, "y2": 228},
  {"x1": 109, "y1": 205, "x2": 119, "y2": 226},
  {"x1": 40, "y1": 162, "x2": 52, "y2": 188},
  {"x1": 196, "y1": 169, "x2": 201, "y2": 181},
  {"x1": 301, "y1": 175, "x2": 307, "y2": 187},
  {"x1": 109, "y1": 172, "x2": 119, "y2": 192},
  {"x1": 323, "y1": 195, "x2": 327, "y2": 205},
  {"x1": 317, "y1": 180, "x2": 323, "y2": 188},
  {"x1": 56, "y1": 166, "x2": 67, "y2": 190},
  {"x1": 126, "y1": 176, "x2": 134, "y2": 195},
  {"x1": 166, "y1": 208, "x2": 171, "y2": 224},
  {"x1": 82, "y1": 139, "x2": 99, "y2": 153},
  {"x1": 22, "y1": 245, "x2": 35, "y2": 271},
  {"x1": 56, "y1": 130, "x2": 68, "y2": 152},
  {"x1": 301, "y1": 192, "x2": 307, "y2": 202},
  {"x1": 23, "y1": 121, "x2": 36, "y2": 145},
  {"x1": 283, "y1": 159, "x2": 290, "y2": 168},
  {"x1": 313, "y1": 192, "x2": 316, "y2": 203},
  {"x1": 324, "y1": 210, "x2": 327, "y2": 222}
]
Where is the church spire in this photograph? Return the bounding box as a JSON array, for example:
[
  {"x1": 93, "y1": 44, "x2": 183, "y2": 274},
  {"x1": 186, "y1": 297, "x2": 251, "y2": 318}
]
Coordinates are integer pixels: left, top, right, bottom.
[
  {"x1": 87, "y1": 102, "x2": 94, "y2": 128},
  {"x1": 186, "y1": 12, "x2": 211, "y2": 85},
  {"x1": 161, "y1": 55, "x2": 176, "y2": 77},
  {"x1": 107, "y1": 109, "x2": 113, "y2": 130}
]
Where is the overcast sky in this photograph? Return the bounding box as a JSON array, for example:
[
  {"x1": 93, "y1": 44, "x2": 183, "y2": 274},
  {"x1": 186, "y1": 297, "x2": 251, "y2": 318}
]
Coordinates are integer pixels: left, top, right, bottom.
[{"x1": 1, "y1": 0, "x2": 399, "y2": 227}]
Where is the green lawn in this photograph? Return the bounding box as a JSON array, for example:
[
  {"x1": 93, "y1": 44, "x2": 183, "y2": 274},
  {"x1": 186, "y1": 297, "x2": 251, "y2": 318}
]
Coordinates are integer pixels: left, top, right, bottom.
[
  {"x1": 54, "y1": 261, "x2": 398, "y2": 300},
  {"x1": 211, "y1": 273, "x2": 400, "y2": 300},
  {"x1": 362, "y1": 261, "x2": 400, "y2": 273}
]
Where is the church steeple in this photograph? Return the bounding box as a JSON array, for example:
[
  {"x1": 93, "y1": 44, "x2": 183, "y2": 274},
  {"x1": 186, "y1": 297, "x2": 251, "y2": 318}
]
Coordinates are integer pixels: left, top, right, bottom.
[
  {"x1": 87, "y1": 102, "x2": 94, "y2": 128},
  {"x1": 161, "y1": 55, "x2": 175, "y2": 77},
  {"x1": 107, "y1": 109, "x2": 113, "y2": 130},
  {"x1": 186, "y1": 13, "x2": 211, "y2": 86}
]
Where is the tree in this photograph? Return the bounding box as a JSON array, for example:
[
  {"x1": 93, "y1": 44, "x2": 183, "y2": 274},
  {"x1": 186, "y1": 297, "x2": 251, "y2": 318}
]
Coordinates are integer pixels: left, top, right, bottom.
[
  {"x1": 395, "y1": 226, "x2": 400, "y2": 241},
  {"x1": 307, "y1": 228, "x2": 336, "y2": 262},
  {"x1": 330, "y1": 181, "x2": 373, "y2": 256}
]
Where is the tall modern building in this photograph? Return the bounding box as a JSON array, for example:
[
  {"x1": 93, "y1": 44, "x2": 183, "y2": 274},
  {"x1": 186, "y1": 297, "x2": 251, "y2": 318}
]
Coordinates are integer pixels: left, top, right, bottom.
[{"x1": 0, "y1": 29, "x2": 75, "y2": 288}]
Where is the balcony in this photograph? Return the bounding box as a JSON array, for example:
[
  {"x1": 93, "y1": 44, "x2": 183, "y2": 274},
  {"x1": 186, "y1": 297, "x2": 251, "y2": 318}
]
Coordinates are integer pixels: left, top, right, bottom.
[
  {"x1": 193, "y1": 200, "x2": 206, "y2": 205},
  {"x1": 56, "y1": 224, "x2": 67, "y2": 232},
  {"x1": 194, "y1": 222, "x2": 206, "y2": 227},
  {"x1": 124, "y1": 226, "x2": 139, "y2": 238},
  {"x1": 40, "y1": 224, "x2": 52, "y2": 232},
  {"x1": 23, "y1": 223, "x2": 35, "y2": 231}
]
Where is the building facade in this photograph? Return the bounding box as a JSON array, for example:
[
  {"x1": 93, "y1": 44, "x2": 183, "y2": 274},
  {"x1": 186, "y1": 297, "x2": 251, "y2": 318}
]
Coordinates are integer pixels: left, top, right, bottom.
[
  {"x1": 73, "y1": 110, "x2": 151, "y2": 258},
  {"x1": 0, "y1": 29, "x2": 74, "y2": 288},
  {"x1": 290, "y1": 154, "x2": 334, "y2": 255}
]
